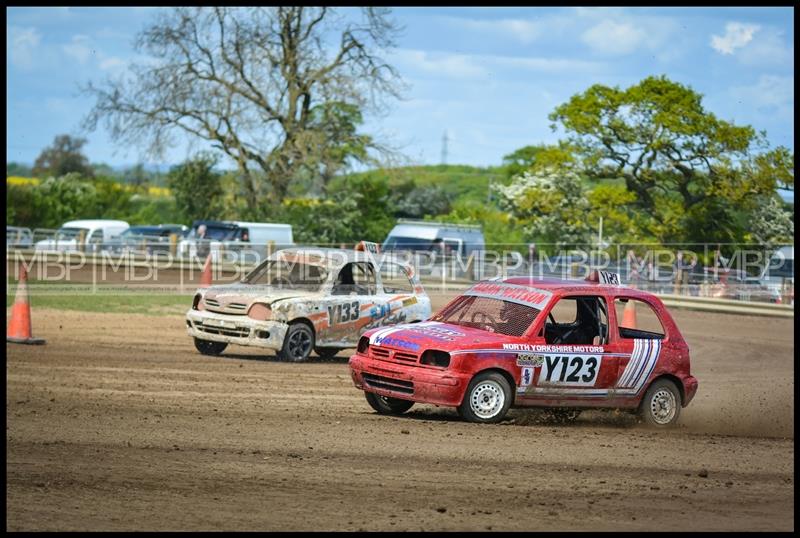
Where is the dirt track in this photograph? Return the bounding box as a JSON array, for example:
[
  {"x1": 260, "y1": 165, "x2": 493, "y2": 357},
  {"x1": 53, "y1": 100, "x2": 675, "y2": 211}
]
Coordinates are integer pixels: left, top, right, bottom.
[{"x1": 6, "y1": 296, "x2": 795, "y2": 531}]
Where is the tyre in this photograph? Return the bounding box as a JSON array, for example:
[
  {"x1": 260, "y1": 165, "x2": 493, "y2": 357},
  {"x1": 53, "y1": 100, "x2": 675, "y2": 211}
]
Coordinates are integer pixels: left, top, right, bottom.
[
  {"x1": 194, "y1": 338, "x2": 228, "y2": 356},
  {"x1": 364, "y1": 392, "x2": 414, "y2": 415},
  {"x1": 458, "y1": 371, "x2": 513, "y2": 424},
  {"x1": 279, "y1": 322, "x2": 315, "y2": 362},
  {"x1": 315, "y1": 347, "x2": 341, "y2": 360},
  {"x1": 639, "y1": 378, "x2": 682, "y2": 427},
  {"x1": 543, "y1": 408, "x2": 582, "y2": 424}
]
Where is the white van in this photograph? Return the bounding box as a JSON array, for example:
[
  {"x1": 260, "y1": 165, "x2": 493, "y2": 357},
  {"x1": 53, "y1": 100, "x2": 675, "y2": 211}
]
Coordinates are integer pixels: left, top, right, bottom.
[
  {"x1": 34, "y1": 219, "x2": 130, "y2": 253},
  {"x1": 382, "y1": 219, "x2": 485, "y2": 258},
  {"x1": 178, "y1": 220, "x2": 293, "y2": 260}
]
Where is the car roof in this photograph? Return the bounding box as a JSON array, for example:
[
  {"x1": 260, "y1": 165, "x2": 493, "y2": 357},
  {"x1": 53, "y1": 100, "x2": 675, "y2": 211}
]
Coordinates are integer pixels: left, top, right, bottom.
[
  {"x1": 502, "y1": 276, "x2": 655, "y2": 299},
  {"x1": 62, "y1": 220, "x2": 129, "y2": 228},
  {"x1": 271, "y1": 247, "x2": 411, "y2": 268}
]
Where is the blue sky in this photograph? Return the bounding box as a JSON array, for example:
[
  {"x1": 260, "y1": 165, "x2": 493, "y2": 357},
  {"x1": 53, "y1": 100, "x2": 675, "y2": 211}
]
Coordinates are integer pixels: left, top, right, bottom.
[{"x1": 6, "y1": 6, "x2": 795, "y2": 170}]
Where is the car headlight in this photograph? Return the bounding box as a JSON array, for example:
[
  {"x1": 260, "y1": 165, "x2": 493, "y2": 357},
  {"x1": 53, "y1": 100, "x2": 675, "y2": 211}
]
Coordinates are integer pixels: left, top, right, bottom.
[
  {"x1": 420, "y1": 350, "x2": 450, "y2": 368},
  {"x1": 248, "y1": 303, "x2": 272, "y2": 321},
  {"x1": 192, "y1": 293, "x2": 205, "y2": 311},
  {"x1": 357, "y1": 336, "x2": 370, "y2": 354}
]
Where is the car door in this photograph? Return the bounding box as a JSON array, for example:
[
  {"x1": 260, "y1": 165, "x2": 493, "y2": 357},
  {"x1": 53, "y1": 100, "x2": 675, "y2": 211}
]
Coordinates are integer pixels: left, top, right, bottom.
[
  {"x1": 516, "y1": 293, "x2": 628, "y2": 400},
  {"x1": 371, "y1": 262, "x2": 426, "y2": 330},
  {"x1": 321, "y1": 261, "x2": 379, "y2": 346},
  {"x1": 609, "y1": 296, "x2": 668, "y2": 398}
]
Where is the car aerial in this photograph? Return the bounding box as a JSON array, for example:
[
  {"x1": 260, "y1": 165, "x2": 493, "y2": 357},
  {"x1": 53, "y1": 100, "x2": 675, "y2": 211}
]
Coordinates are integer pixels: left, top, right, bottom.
[
  {"x1": 349, "y1": 271, "x2": 698, "y2": 426},
  {"x1": 186, "y1": 244, "x2": 432, "y2": 362}
]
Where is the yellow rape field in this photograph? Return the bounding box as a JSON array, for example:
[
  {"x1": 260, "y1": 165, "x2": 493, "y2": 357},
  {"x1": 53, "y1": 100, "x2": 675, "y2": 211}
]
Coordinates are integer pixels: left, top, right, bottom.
[{"x1": 6, "y1": 176, "x2": 171, "y2": 197}]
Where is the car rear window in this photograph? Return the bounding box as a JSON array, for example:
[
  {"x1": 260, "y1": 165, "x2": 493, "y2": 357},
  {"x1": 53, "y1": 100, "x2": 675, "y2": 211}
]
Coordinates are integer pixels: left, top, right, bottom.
[{"x1": 430, "y1": 295, "x2": 540, "y2": 337}]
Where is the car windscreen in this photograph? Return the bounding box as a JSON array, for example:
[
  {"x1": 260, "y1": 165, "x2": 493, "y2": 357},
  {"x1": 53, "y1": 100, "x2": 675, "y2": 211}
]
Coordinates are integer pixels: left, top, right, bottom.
[
  {"x1": 55, "y1": 227, "x2": 90, "y2": 241},
  {"x1": 244, "y1": 259, "x2": 328, "y2": 290},
  {"x1": 189, "y1": 226, "x2": 238, "y2": 241},
  {"x1": 429, "y1": 295, "x2": 541, "y2": 337},
  {"x1": 383, "y1": 236, "x2": 437, "y2": 251}
]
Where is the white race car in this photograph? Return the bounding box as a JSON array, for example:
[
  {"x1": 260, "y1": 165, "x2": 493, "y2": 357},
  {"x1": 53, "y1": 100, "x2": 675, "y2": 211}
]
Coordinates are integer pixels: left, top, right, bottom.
[{"x1": 186, "y1": 246, "x2": 431, "y2": 361}]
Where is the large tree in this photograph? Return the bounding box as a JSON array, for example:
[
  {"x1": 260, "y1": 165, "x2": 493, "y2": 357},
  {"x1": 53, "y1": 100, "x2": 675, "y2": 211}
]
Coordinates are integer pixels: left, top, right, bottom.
[
  {"x1": 166, "y1": 153, "x2": 225, "y2": 222},
  {"x1": 549, "y1": 75, "x2": 792, "y2": 242},
  {"x1": 83, "y1": 7, "x2": 402, "y2": 211},
  {"x1": 32, "y1": 134, "x2": 95, "y2": 179}
]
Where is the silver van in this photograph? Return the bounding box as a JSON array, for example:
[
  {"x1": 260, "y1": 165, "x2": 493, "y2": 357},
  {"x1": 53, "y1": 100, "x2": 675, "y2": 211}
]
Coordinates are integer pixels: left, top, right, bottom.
[{"x1": 382, "y1": 219, "x2": 485, "y2": 259}]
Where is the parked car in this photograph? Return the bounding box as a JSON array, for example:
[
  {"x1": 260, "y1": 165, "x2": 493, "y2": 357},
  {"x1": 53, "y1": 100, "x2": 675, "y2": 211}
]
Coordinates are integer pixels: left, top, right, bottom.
[
  {"x1": 109, "y1": 224, "x2": 189, "y2": 256},
  {"x1": 34, "y1": 220, "x2": 130, "y2": 253},
  {"x1": 6, "y1": 226, "x2": 33, "y2": 249},
  {"x1": 178, "y1": 220, "x2": 293, "y2": 260},
  {"x1": 186, "y1": 246, "x2": 432, "y2": 362},
  {"x1": 349, "y1": 270, "x2": 698, "y2": 426}
]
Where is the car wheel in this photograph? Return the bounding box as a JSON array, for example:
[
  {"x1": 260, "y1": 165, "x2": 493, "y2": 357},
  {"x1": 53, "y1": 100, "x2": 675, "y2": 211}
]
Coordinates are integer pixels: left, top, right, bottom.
[
  {"x1": 194, "y1": 338, "x2": 228, "y2": 356},
  {"x1": 279, "y1": 322, "x2": 314, "y2": 362},
  {"x1": 315, "y1": 347, "x2": 341, "y2": 360},
  {"x1": 543, "y1": 408, "x2": 582, "y2": 424},
  {"x1": 364, "y1": 392, "x2": 414, "y2": 415},
  {"x1": 458, "y1": 372, "x2": 513, "y2": 424},
  {"x1": 640, "y1": 378, "x2": 682, "y2": 427}
]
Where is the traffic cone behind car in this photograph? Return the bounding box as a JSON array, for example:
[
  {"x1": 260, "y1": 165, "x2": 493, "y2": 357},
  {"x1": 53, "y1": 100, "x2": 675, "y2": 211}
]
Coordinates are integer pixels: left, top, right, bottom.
[
  {"x1": 621, "y1": 299, "x2": 637, "y2": 329},
  {"x1": 7, "y1": 266, "x2": 45, "y2": 345},
  {"x1": 199, "y1": 253, "x2": 213, "y2": 288}
]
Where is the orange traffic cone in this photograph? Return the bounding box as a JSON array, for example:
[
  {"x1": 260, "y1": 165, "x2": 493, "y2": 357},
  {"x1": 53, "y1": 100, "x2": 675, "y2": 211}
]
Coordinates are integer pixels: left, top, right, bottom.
[
  {"x1": 199, "y1": 253, "x2": 213, "y2": 288},
  {"x1": 621, "y1": 299, "x2": 637, "y2": 329},
  {"x1": 7, "y1": 266, "x2": 45, "y2": 345}
]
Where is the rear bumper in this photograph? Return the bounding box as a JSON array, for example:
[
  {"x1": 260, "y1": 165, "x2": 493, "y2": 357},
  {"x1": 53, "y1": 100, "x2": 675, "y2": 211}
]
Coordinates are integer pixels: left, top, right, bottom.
[
  {"x1": 682, "y1": 375, "x2": 699, "y2": 406},
  {"x1": 186, "y1": 309, "x2": 288, "y2": 350},
  {"x1": 348, "y1": 353, "x2": 470, "y2": 407}
]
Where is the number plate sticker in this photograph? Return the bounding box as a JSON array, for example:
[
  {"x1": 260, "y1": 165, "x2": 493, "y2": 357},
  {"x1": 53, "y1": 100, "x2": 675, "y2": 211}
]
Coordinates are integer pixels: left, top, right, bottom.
[
  {"x1": 538, "y1": 355, "x2": 602, "y2": 387},
  {"x1": 204, "y1": 319, "x2": 228, "y2": 328}
]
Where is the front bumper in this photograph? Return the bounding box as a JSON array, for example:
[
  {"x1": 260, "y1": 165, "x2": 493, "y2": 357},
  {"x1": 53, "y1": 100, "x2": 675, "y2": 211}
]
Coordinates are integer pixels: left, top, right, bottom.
[
  {"x1": 348, "y1": 352, "x2": 471, "y2": 407},
  {"x1": 185, "y1": 309, "x2": 288, "y2": 350}
]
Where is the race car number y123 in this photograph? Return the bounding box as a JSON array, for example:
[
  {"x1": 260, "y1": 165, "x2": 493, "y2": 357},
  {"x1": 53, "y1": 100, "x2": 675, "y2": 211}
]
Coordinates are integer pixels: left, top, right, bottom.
[{"x1": 539, "y1": 355, "x2": 601, "y2": 386}]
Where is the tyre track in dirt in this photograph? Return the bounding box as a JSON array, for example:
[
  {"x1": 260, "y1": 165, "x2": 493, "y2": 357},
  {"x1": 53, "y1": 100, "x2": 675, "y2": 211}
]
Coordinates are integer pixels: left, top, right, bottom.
[{"x1": 6, "y1": 305, "x2": 794, "y2": 530}]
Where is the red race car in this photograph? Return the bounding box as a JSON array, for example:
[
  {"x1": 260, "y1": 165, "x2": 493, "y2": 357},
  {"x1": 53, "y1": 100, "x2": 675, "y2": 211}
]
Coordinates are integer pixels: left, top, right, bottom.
[{"x1": 349, "y1": 271, "x2": 698, "y2": 426}]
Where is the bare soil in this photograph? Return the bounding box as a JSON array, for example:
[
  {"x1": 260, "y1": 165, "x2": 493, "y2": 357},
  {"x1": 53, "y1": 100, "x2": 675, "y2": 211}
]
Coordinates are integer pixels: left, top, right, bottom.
[{"x1": 6, "y1": 295, "x2": 794, "y2": 531}]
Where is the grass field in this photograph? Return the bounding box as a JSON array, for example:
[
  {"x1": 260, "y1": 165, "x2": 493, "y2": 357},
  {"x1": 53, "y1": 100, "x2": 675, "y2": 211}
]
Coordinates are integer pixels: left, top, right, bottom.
[{"x1": 6, "y1": 282, "x2": 190, "y2": 315}]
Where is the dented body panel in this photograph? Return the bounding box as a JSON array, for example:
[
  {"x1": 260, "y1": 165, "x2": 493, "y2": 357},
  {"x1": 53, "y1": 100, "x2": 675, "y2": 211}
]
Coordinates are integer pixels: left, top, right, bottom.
[
  {"x1": 349, "y1": 276, "x2": 698, "y2": 416},
  {"x1": 186, "y1": 248, "x2": 432, "y2": 352}
]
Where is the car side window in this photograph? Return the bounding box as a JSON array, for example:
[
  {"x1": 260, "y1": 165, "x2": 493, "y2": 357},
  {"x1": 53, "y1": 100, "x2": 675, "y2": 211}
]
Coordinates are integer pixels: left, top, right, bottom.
[
  {"x1": 614, "y1": 298, "x2": 665, "y2": 340},
  {"x1": 334, "y1": 262, "x2": 376, "y2": 295},
  {"x1": 541, "y1": 296, "x2": 609, "y2": 345},
  {"x1": 352, "y1": 262, "x2": 376, "y2": 295},
  {"x1": 380, "y1": 263, "x2": 414, "y2": 294}
]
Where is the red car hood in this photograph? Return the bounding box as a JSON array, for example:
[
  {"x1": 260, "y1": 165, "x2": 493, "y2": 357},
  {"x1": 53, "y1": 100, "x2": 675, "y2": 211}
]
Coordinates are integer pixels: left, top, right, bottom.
[{"x1": 365, "y1": 321, "x2": 522, "y2": 353}]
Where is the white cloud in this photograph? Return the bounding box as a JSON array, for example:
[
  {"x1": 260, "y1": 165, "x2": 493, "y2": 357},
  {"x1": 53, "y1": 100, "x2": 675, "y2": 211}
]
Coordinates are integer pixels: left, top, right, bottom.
[
  {"x1": 8, "y1": 26, "x2": 41, "y2": 69},
  {"x1": 581, "y1": 16, "x2": 679, "y2": 58},
  {"x1": 738, "y1": 28, "x2": 793, "y2": 66},
  {"x1": 442, "y1": 17, "x2": 543, "y2": 44},
  {"x1": 99, "y1": 56, "x2": 127, "y2": 72},
  {"x1": 392, "y1": 48, "x2": 606, "y2": 80},
  {"x1": 62, "y1": 34, "x2": 92, "y2": 64},
  {"x1": 582, "y1": 20, "x2": 647, "y2": 55},
  {"x1": 731, "y1": 75, "x2": 794, "y2": 114},
  {"x1": 393, "y1": 49, "x2": 487, "y2": 78},
  {"x1": 710, "y1": 22, "x2": 760, "y2": 55}
]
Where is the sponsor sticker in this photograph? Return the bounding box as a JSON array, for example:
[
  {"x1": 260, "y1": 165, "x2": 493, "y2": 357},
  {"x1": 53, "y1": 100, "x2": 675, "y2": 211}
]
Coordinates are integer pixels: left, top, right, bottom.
[
  {"x1": 516, "y1": 353, "x2": 545, "y2": 367},
  {"x1": 520, "y1": 367, "x2": 534, "y2": 387},
  {"x1": 464, "y1": 282, "x2": 552, "y2": 309},
  {"x1": 402, "y1": 296, "x2": 418, "y2": 307}
]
